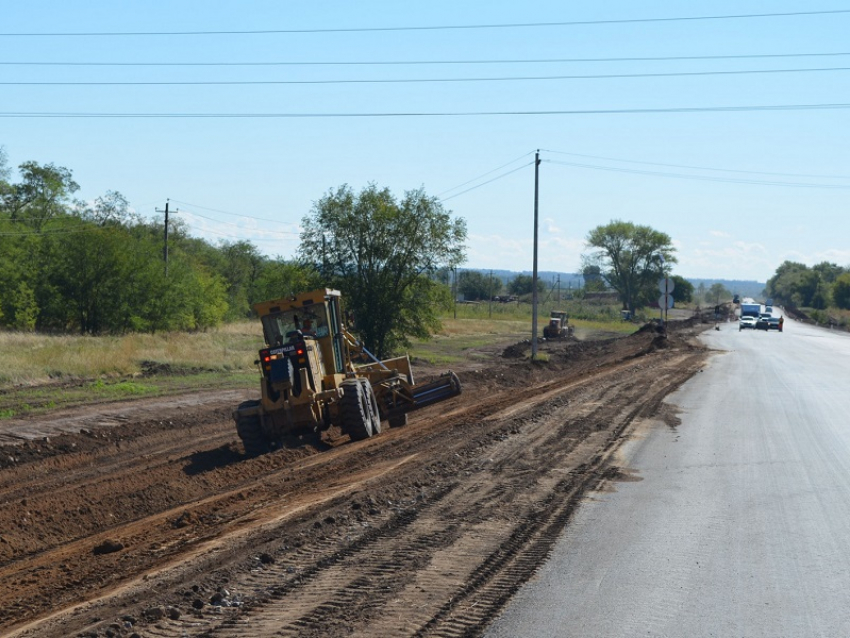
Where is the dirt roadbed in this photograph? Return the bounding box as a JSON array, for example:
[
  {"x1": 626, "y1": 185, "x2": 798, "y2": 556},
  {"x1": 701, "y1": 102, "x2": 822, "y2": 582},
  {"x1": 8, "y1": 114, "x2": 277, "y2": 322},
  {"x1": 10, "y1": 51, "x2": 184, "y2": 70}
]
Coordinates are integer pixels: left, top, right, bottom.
[{"x1": 0, "y1": 321, "x2": 710, "y2": 637}]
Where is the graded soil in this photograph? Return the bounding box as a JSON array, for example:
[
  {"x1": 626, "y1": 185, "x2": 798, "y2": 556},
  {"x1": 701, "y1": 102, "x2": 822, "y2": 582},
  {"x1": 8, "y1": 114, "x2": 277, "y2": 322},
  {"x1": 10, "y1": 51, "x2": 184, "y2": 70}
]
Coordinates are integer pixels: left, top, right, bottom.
[{"x1": 0, "y1": 318, "x2": 711, "y2": 638}]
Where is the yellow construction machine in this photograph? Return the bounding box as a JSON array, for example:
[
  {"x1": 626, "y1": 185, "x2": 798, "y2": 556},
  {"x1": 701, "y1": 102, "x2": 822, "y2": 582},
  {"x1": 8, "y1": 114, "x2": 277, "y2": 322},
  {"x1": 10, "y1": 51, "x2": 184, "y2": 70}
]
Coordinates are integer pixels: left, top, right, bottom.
[
  {"x1": 542, "y1": 310, "x2": 573, "y2": 339},
  {"x1": 234, "y1": 288, "x2": 462, "y2": 455}
]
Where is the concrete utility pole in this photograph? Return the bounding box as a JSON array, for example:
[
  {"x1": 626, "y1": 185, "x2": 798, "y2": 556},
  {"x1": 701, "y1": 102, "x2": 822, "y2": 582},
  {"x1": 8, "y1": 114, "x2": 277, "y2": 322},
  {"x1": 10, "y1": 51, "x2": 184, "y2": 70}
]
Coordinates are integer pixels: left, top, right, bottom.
[
  {"x1": 452, "y1": 267, "x2": 457, "y2": 320},
  {"x1": 531, "y1": 150, "x2": 541, "y2": 360},
  {"x1": 489, "y1": 270, "x2": 493, "y2": 318}
]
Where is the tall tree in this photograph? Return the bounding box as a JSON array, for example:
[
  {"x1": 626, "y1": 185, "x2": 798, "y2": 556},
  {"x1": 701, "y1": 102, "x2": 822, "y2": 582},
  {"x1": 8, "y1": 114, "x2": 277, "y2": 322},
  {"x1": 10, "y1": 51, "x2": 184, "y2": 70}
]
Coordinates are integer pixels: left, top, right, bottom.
[
  {"x1": 832, "y1": 273, "x2": 850, "y2": 310},
  {"x1": 581, "y1": 263, "x2": 606, "y2": 292},
  {"x1": 0, "y1": 161, "x2": 79, "y2": 230},
  {"x1": 507, "y1": 274, "x2": 545, "y2": 296},
  {"x1": 300, "y1": 184, "x2": 466, "y2": 357},
  {"x1": 670, "y1": 275, "x2": 694, "y2": 304},
  {"x1": 584, "y1": 220, "x2": 676, "y2": 315},
  {"x1": 707, "y1": 283, "x2": 730, "y2": 306},
  {"x1": 458, "y1": 270, "x2": 501, "y2": 301},
  {"x1": 766, "y1": 261, "x2": 820, "y2": 307}
]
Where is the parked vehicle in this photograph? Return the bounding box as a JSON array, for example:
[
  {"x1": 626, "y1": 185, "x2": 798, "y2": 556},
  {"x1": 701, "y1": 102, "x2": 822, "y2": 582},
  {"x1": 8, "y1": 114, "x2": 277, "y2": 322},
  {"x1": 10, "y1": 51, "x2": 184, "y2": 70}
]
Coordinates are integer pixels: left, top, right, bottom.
[{"x1": 739, "y1": 316, "x2": 758, "y2": 330}]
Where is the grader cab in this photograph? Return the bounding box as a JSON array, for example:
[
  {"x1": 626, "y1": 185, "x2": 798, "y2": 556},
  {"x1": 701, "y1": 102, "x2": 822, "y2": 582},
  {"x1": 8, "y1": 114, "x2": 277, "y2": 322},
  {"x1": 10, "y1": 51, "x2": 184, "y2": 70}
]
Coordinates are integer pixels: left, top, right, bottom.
[{"x1": 234, "y1": 288, "x2": 462, "y2": 455}]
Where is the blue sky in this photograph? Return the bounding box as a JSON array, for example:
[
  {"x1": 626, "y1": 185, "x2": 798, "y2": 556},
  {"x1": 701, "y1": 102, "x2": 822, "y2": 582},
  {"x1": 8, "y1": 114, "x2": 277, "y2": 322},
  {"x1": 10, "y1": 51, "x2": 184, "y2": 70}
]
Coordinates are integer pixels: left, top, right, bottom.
[{"x1": 2, "y1": 1, "x2": 849, "y2": 282}]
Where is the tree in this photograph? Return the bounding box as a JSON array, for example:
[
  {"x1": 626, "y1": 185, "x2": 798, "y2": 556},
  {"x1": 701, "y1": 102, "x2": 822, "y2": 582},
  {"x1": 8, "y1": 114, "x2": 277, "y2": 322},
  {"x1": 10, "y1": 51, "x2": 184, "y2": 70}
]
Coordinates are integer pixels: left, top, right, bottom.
[
  {"x1": 584, "y1": 220, "x2": 676, "y2": 315},
  {"x1": 0, "y1": 161, "x2": 79, "y2": 230},
  {"x1": 670, "y1": 275, "x2": 694, "y2": 304},
  {"x1": 766, "y1": 261, "x2": 820, "y2": 307},
  {"x1": 299, "y1": 184, "x2": 466, "y2": 358},
  {"x1": 833, "y1": 273, "x2": 850, "y2": 310},
  {"x1": 77, "y1": 190, "x2": 132, "y2": 226},
  {"x1": 581, "y1": 263, "x2": 606, "y2": 292},
  {"x1": 707, "y1": 283, "x2": 730, "y2": 306},
  {"x1": 458, "y1": 270, "x2": 501, "y2": 301},
  {"x1": 507, "y1": 274, "x2": 545, "y2": 296}
]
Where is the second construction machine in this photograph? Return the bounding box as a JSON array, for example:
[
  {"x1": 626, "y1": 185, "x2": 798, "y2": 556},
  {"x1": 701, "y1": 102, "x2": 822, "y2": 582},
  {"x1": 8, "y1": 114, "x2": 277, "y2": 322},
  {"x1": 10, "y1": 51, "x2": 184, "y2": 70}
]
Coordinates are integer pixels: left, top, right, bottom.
[
  {"x1": 542, "y1": 310, "x2": 573, "y2": 339},
  {"x1": 234, "y1": 288, "x2": 462, "y2": 455}
]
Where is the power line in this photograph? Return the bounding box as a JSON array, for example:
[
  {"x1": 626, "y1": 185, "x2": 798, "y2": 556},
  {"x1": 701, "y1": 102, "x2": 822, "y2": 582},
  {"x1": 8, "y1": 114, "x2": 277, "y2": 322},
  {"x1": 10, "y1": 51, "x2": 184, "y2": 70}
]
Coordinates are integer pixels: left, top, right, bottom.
[
  {"x1": 541, "y1": 149, "x2": 850, "y2": 180},
  {"x1": 2, "y1": 103, "x2": 850, "y2": 118},
  {"x1": 2, "y1": 9, "x2": 848, "y2": 37},
  {"x1": 8, "y1": 66, "x2": 850, "y2": 86},
  {"x1": 5, "y1": 51, "x2": 850, "y2": 66},
  {"x1": 168, "y1": 199, "x2": 300, "y2": 226},
  {"x1": 544, "y1": 159, "x2": 850, "y2": 189},
  {"x1": 438, "y1": 152, "x2": 535, "y2": 197},
  {"x1": 180, "y1": 209, "x2": 300, "y2": 236},
  {"x1": 440, "y1": 162, "x2": 533, "y2": 202}
]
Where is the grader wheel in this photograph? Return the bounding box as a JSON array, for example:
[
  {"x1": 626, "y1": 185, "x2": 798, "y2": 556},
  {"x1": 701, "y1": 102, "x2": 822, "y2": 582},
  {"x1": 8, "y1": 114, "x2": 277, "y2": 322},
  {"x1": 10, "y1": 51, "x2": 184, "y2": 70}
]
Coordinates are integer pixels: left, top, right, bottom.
[
  {"x1": 360, "y1": 378, "x2": 382, "y2": 435},
  {"x1": 341, "y1": 379, "x2": 373, "y2": 441},
  {"x1": 235, "y1": 400, "x2": 269, "y2": 456}
]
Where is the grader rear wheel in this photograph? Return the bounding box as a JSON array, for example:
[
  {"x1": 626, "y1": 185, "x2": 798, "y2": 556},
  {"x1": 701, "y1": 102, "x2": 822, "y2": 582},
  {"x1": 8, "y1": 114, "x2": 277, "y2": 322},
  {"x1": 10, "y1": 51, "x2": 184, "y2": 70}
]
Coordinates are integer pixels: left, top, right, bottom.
[
  {"x1": 341, "y1": 379, "x2": 373, "y2": 441},
  {"x1": 235, "y1": 400, "x2": 269, "y2": 456}
]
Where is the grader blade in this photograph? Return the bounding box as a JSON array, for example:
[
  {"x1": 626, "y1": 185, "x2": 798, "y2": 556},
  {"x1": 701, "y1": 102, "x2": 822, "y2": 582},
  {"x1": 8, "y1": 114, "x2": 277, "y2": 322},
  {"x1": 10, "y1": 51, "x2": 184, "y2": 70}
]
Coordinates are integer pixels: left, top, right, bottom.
[{"x1": 407, "y1": 372, "x2": 462, "y2": 410}]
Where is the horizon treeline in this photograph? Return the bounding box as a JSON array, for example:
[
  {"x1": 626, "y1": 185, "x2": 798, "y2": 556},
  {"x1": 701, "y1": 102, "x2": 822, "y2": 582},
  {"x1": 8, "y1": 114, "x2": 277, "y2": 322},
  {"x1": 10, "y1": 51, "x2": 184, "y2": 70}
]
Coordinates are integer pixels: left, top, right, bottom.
[{"x1": 0, "y1": 157, "x2": 317, "y2": 334}]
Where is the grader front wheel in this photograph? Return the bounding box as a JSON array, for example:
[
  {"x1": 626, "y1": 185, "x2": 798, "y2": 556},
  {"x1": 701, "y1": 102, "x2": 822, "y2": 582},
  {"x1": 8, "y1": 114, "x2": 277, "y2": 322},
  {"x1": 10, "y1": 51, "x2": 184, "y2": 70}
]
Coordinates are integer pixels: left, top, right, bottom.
[{"x1": 341, "y1": 379, "x2": 374, "y2": 441}]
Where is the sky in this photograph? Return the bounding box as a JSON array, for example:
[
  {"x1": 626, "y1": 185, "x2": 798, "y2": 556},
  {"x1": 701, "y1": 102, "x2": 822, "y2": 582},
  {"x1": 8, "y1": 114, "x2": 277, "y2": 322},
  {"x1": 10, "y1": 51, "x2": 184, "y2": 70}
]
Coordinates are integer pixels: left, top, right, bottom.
[{"x1": 2, "y1": 1, "x2": 849, "y2": 283}]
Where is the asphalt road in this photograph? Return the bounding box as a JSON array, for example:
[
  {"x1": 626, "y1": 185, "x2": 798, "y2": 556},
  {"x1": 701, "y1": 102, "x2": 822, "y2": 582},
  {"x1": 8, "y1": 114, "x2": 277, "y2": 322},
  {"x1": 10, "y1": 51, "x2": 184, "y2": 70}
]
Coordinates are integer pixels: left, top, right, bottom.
[{"x1": 487, "y1": 315, "x2": 850, "y2": 637}]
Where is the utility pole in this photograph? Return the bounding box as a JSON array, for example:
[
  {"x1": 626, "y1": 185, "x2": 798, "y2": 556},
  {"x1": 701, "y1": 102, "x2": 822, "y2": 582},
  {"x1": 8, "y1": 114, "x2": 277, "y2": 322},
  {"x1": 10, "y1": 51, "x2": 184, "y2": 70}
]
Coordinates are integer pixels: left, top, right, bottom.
[
  {"x1": 531, "y1": 150, "x2": 541, "y2": 360},
  {"x1": 155, "y1": 200, "x2": 177, "y2": 277},
  {"x1": 489, "y1": 270, "x2": 493, "y2": 318},
  {"x1": 452, "y1": 267, "x2": 457, "y2": 320},
  {"x1": 557, "y1": 274, "x2": 561, "y2": 305}
]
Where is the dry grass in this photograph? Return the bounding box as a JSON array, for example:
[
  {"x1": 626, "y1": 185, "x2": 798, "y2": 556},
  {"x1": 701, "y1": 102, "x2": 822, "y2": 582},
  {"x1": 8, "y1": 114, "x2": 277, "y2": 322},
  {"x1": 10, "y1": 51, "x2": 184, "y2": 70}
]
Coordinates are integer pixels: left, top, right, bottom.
[{"x1": 0, "y1": 324, "x2": 262, "y2": 387}]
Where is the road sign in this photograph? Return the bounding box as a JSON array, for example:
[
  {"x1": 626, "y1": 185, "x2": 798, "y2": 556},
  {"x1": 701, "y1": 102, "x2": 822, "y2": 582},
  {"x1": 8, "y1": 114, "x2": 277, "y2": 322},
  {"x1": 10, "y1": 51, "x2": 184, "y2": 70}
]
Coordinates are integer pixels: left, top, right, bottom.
[
  {"x1": 658, "y1": 277, "x2": 675, "y2": 295},
  {"x1": 658, "y1": 293, "x2": 674, "y2": 310}
]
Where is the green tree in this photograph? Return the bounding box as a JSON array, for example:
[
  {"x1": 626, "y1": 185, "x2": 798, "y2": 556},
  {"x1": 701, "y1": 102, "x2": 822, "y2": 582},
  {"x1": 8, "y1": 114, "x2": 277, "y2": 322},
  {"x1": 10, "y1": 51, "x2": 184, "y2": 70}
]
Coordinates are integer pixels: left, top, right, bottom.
[
  {"x1": 581, "y1": 263, "x2": 606, "y2": 292},
  {"x1": 10, "y1": 281, "x2": 38, "y2": 330},
  {"x1": 458, "y1": 270, "x2": 500, "y2": 300},
  {"x1": 0, "y1": 161, "x2": 79, "y2": 230},
  {"x1": 833, "y1": 273, "x2": 850, "y2": 310},
  {"x1": 507, "y1": 274, "x2": 544, "y2": 296},
  {"x1": 766, "y1": 261, "x2": 820, "y2": 307},
  {"x1": 670, "y1": 275, "x2": 694, "y2": 304},
  {"x1": 707, "y1": 283, "x2": 730, "y2": 306},
  {"x1": 584, "y1": 220, "x2": 676, "y2": 315},
  {"x1": 299, "y1": 184, "x2": 466, "y2": 358},
  {"x1": 253, "y1": 259, "x2": 319, "y2": 303},
  {"x1": 812, "y1": 261, "x2": 845, "y2": 285}
]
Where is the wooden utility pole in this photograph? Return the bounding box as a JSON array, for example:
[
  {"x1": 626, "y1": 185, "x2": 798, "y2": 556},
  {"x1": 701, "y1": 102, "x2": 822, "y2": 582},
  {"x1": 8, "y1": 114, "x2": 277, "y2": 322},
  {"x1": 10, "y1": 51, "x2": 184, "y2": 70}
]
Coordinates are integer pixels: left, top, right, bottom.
[
  {"x1": 531, "y1": 150, "x2": 541, "y2": 360},
  {"x1": 155, "y1": 200, "x2": 177, "y2": 277}
]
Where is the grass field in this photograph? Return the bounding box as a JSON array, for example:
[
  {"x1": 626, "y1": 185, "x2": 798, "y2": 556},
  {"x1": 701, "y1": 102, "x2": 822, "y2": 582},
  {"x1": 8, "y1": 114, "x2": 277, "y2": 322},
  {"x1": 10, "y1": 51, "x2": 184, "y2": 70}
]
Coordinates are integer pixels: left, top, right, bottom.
[{"x1": 0, "y1": 304, "x2": 638, "y2": 418}]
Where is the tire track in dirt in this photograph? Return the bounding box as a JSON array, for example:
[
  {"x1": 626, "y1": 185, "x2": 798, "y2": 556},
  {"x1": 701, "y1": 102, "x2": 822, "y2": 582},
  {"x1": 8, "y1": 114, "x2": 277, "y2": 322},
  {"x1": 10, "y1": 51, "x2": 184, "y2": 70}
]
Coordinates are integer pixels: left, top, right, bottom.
[
  {"x1": 70, "y1": 351, "x2": 705, "y2": 638},
  {"x1": 0, "y1": 324, "x2": 711, "y2": 637}
]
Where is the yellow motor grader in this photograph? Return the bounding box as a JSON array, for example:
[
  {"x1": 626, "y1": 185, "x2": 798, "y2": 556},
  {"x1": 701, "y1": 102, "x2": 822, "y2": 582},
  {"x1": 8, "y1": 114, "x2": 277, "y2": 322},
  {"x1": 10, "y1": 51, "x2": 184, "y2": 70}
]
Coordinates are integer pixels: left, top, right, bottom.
[
  {"x1": 542, "y1": 310, "x2": 573, "y2": 339},
  {"x1": 234, "y1": 288, "x2": 462, "y2": 455}
]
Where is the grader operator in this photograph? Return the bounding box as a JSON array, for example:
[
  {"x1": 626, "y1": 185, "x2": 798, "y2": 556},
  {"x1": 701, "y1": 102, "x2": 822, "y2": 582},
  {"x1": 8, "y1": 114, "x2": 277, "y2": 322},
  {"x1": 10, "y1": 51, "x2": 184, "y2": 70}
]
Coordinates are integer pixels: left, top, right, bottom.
[{"x1": 234, "y1": 288, "x2": 462, "y2": 455}]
